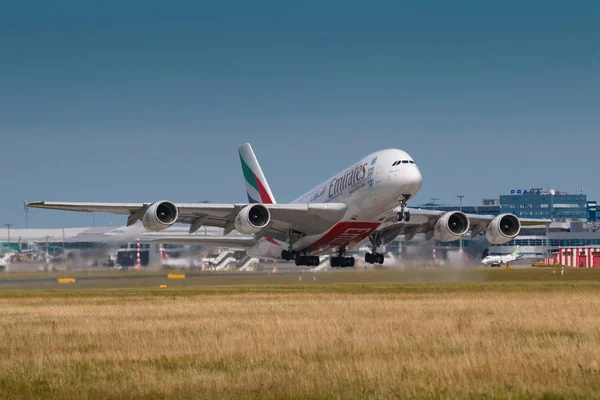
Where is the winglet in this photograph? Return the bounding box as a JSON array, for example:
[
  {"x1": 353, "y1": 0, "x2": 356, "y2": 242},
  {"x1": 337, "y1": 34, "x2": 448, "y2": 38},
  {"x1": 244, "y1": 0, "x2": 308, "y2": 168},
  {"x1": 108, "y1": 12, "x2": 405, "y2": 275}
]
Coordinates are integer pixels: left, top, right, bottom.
[{"x1": 238, "y1": 143, "x2": 276, "y2": 204}]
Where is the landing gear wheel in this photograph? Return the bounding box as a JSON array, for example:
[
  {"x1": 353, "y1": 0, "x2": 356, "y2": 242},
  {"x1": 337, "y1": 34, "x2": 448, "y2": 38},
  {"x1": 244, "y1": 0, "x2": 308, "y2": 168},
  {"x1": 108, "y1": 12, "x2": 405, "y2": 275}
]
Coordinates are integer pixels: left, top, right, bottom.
[
  {"x1": 295, "y1": 255, "x2": 320, "y2": 266},
  {"x1": 396, "y1": 195, "x2": 411, "y2": 222},
  {"x1": 281, "y1": 250, "x2": 296, "y2": 261},
  {"x1": 330, "y1": 256, "x2": 355, "y2": 268},
  {"x1": 397, "y1": 211, "x2": 410, "y2": 222},
  {"x1": 365, "y1": 252, "x2": 384, "y2": 265}
]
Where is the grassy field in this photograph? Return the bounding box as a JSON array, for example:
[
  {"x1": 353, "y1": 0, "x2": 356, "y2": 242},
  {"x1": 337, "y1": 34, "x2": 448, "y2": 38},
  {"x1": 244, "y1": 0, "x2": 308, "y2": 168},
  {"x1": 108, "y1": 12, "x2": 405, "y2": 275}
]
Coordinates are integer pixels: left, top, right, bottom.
[{"x1": 1, "y1": 269, "x2": 600, "y2": 399}]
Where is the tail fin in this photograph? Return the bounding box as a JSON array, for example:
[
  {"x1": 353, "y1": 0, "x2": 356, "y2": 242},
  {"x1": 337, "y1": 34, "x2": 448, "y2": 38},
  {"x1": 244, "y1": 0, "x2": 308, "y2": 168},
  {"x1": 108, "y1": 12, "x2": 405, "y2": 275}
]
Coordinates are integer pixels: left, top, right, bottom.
[
  {"x1": 512, "y1": 246, "x2": 520, "y2": 256},
  {"x1": 160, "y1": 248, "x2": 168, "y2": 262},
  {"x1": 238, "y1": 143, "x2": 276, "y2": 204}
]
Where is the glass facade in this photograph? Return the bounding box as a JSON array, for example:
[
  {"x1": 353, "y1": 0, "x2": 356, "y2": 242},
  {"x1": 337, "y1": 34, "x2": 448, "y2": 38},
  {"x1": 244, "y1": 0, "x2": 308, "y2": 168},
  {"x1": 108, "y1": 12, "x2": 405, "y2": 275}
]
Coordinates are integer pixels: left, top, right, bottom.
[
  {"x1": 499, "y1": 192, "x2": 587, "y2": 222},
  {"x1": 588, "y1": 202, "x2": 597, "y2": 222}
]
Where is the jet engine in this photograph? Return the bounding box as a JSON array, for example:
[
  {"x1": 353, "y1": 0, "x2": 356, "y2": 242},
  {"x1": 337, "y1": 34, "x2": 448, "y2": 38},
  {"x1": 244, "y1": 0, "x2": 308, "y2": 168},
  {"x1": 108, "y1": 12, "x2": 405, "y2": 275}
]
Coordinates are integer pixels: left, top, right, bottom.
[
  {"x1": 485, "y1": 214, "x2": 521, "y2": 245},
  {"x1": 142, "y1": 201, "x2": 179, "y2": 231},
  {"x1": 234, "y1": 204, "x2": 271, "y2": 234},
  {"x1": 434, "y1": 211, "x2": 470, "y2": 242}
]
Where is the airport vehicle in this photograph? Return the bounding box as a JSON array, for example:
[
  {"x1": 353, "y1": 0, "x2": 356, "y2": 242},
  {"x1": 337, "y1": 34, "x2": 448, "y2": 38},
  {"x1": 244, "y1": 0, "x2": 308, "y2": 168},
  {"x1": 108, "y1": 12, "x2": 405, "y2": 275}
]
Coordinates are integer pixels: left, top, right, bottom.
[
  {"x1": 0, "y1": 252, "x2": 16, "y2": 271},
  {"x1": 160, "y1": 248, "x2": 199, "y2": 269},
  {"x1": 28, "y1": 144, "x2": 551, "y2": 267},
  {"x1": 482, "y1": 246, "x2": 522, "y2": 267}
]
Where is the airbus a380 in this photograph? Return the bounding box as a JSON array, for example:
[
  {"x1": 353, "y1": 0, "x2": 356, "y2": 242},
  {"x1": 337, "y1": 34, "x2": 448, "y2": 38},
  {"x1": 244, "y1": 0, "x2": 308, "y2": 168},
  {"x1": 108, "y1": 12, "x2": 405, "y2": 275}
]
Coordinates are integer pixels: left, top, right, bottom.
[{"x1": 28, "y1": 144, "x2": 550, "y2": 267}]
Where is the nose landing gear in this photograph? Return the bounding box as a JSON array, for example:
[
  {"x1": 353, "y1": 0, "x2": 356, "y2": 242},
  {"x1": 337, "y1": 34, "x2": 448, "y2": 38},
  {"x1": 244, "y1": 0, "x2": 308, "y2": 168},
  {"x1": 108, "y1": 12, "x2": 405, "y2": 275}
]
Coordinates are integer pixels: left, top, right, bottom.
[{"x1": 396, "y1": 195, "x2": 411, "y2": 222}]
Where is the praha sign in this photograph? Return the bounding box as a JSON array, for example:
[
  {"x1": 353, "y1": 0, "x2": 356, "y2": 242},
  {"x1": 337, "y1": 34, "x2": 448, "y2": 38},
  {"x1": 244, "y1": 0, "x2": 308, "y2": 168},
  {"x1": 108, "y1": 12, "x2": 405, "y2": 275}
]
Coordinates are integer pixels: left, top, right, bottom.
[{"x1": 511, "y1": 189, "x2": 542, "y2": 195}]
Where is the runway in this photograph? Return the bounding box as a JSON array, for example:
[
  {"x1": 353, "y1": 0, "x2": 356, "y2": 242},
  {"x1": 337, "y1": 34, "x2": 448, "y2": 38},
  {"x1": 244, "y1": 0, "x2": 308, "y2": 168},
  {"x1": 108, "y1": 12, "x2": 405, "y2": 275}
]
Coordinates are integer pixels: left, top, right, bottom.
[{"x1": 0, "y1": 266, "x2": 595, "y2": 290}]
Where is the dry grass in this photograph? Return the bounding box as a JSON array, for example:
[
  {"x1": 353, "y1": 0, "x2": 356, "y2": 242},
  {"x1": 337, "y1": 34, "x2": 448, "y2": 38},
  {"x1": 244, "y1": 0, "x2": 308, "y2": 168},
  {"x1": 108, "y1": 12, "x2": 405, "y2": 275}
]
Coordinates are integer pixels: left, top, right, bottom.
[{"x1": 0, "y1": 285, "x2": 599, "y2": 399}]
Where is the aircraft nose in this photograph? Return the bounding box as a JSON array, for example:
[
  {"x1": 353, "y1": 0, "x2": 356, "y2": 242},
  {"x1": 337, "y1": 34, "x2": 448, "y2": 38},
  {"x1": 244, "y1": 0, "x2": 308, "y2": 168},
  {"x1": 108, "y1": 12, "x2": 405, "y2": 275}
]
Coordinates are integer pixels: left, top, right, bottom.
[{"x1": 407, "y1": 164, "x2": 423, "y2": 195}]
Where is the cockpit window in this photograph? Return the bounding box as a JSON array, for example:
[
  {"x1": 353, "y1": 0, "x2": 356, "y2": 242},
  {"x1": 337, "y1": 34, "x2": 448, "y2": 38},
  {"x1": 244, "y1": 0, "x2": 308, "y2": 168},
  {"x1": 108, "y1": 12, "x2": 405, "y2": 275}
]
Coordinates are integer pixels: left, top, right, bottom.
[{"x1": 393, "y1": 160, "x2": 416, "y2": 166}]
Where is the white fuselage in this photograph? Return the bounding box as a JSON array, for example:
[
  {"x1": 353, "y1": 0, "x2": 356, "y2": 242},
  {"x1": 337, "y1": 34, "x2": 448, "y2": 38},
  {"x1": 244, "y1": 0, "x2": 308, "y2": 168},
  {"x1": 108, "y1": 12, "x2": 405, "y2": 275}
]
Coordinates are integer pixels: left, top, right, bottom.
[
  {"x1": 247, "y1": 149, "x2": 422, "y2": 258},
  {"x1": 482, "y1": 254, "x2": 518, "y2": 266}
]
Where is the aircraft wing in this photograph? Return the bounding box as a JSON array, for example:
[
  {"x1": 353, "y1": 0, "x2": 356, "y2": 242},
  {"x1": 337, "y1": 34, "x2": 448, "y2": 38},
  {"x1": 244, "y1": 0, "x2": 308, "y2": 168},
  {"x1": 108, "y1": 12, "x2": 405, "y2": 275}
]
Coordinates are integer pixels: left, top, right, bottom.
[
  {"x1": 376, "y1": 207, "x2": 551, "y2": 241},
  {"x1": 25, "y1": 202, "x2": 142, "y2": 214},
  {"x1": 26, "y1": 201, "x2": 348, "y2": 241},
  {"x1": 147, "y1": 236, "x2": 257, "y2": 249}
]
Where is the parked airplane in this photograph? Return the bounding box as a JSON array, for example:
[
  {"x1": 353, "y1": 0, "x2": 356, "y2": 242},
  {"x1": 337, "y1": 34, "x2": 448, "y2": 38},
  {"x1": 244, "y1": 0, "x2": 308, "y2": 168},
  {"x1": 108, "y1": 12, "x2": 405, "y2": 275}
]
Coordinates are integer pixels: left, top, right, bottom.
[
  {"x1": 482, "y1": 246, "x2": 522, "y2": 267},
  {"x1": 28, "y1": 144, "x2": 551, "y2": 267}
]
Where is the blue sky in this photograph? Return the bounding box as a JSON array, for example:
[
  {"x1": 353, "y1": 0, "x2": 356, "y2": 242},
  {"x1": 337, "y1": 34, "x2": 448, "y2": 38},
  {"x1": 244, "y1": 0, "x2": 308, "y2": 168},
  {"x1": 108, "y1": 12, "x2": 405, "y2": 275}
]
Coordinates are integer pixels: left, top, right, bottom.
[{"x1": 1, "y1": 1, "x2": 598, "y2": 228}]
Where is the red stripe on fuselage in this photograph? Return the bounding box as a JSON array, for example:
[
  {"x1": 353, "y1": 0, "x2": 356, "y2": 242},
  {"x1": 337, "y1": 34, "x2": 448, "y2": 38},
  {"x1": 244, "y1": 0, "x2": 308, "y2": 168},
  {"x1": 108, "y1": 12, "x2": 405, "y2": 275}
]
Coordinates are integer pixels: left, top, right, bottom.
[
  {"x1": 310, "y1": 221, "x2": 380, "y2": 251},
  {"x1": 265, "y1": 237, "x2": 279, "y2": 245}
]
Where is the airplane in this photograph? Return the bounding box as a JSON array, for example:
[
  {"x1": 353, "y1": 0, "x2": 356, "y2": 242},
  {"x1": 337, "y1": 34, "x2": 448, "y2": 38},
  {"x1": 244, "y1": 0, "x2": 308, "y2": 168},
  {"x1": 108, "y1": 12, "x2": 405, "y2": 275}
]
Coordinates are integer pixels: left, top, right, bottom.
[
  {"x1": 27, "y1": 144, "x2": 551, "y2": 268},
  {"x1": 482, "y1": 246, "x2": 522, "y2": 267}
]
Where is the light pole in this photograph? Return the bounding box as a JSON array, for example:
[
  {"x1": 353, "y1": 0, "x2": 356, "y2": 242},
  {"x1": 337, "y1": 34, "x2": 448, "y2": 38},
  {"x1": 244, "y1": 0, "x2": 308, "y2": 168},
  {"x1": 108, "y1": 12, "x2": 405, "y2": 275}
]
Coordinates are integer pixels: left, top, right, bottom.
[
  {"x1": 456, "y1": 195, "x2": 465, "y2": 254},
  {"x1": 456, "y1": 195, "x2": 465, "y2": 212},
  {"x1": 23, "y1": 201, "x2": 29, "y2": 229},
  {"x1": 4, "y1": 224, "x2": 13, "y2": 249}
]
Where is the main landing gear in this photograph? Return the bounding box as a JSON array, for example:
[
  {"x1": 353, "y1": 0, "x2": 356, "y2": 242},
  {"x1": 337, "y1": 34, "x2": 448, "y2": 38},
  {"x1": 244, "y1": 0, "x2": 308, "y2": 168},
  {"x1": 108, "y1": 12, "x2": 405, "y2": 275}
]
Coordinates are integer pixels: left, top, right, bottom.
[
  {"x1": 365, "y1": 252, "x2": 384, "y2": 264},
  {"x1": 281, "y1": 229, "x2": 320, "y2": 267},
  {"x1": 396, "y1": 195, "x2": 411, "y2": 222},
  {"x1": 330, "y1": 248, "x2": 355, "y2": 268},
  {"x1": 295, "y1": 254, "x2": 320, "y2": 267},
  {"x1": 281, "y1": 250, "x2": 320, "y2": 266},
  {"x1": 365, "y1": 233, "x2": 385, "y2": 265},
  {"x1": 281, "y1": 249, "x2": 295, "y2": 261}
]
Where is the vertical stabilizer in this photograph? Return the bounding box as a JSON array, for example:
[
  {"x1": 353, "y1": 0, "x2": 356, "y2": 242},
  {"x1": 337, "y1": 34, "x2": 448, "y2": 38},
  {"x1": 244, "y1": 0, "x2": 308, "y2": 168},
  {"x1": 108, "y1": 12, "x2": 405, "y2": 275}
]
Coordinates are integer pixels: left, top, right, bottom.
[
  {"x1": 238, "y1": 143, "x2": 276, "y2": 204},
  {"x1": 512, "y1": 246, "x2": 520, "y2": 256}
]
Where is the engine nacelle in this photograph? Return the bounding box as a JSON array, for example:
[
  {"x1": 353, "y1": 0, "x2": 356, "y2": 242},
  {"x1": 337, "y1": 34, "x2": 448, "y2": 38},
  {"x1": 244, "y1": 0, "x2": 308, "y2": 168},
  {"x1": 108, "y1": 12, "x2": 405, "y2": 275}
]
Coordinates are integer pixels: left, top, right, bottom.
[
  {"x1": 434, "y1": 211, "x2": 470, "y2": 242},
  {"x1": 234, "y1": 204, "x2": 271, "y2": 234},
  {"x1": 142, "y1": 201, "x2": 179, "y2": 232},
  {"x1": 486, "y1": 214, "x2": 521, "y2": 245}
]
